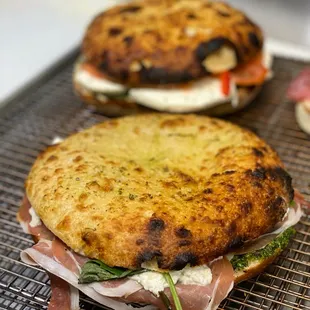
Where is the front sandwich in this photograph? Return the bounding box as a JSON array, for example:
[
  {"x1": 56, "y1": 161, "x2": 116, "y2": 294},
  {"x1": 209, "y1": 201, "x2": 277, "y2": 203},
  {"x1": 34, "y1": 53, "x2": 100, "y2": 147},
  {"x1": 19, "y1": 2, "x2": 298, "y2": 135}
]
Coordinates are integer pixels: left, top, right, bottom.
[{"x1": 18, "y1": 114, "x2": 303, "y2": 310}]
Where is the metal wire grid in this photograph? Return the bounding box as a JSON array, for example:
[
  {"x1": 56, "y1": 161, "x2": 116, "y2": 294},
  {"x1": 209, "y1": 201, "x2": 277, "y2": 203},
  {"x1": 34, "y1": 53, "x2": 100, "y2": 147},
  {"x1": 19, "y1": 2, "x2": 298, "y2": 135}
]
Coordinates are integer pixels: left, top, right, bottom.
[{"x1": 0, "y1": 53, "x2": 309, "y2": 310}]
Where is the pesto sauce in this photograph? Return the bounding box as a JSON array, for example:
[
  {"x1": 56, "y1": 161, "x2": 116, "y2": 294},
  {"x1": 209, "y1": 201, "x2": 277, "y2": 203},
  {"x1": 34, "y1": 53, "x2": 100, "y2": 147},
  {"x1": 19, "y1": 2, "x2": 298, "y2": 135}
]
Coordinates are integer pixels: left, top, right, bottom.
[{"x1": 231, "y1": 227, "x2": 296, "y2": 271}]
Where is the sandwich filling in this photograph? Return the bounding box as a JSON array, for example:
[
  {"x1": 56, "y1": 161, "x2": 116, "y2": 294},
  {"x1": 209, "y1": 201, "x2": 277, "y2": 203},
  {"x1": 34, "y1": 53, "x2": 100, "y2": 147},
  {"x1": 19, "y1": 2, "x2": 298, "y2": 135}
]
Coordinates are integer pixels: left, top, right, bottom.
[
  {"x1": 18, "y1": 195, "x2": 303, "y2": 310},
  {"x1": 74, "y1": 49, "x2": 272, "y2": 112}
]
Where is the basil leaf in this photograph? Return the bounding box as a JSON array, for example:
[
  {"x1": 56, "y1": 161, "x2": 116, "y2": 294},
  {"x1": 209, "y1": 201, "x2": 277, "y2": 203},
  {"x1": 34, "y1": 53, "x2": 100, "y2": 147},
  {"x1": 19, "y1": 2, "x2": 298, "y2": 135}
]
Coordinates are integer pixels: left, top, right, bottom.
[
  {"x1": 79, "y1": 259, "x2": 145, "y2": 284},
  {"x1": 163, "y1": 273, "x2": 183, "y2": 310}
]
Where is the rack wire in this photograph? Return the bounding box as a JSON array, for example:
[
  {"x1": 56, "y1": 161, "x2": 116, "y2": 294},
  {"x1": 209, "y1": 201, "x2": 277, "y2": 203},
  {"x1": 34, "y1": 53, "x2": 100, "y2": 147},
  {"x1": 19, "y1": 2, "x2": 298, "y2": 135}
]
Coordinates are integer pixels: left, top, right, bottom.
[{"x1": 0, "y1": 51, "x2": 309, "y2": 310}]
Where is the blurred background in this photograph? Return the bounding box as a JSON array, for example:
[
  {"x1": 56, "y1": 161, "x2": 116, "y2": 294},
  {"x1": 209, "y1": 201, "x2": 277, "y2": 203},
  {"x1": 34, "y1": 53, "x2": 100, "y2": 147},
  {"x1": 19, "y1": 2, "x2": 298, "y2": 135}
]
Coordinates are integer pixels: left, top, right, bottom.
[{"x1": 1, "y1": 0, "x2": 310, "y2": 105}]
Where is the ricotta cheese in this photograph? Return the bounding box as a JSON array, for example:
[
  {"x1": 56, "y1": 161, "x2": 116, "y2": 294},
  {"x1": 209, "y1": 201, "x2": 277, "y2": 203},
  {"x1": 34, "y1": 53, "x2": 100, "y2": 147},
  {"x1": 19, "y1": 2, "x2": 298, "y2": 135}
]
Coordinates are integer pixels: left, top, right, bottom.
[
  {"x1": 29, "y1": 207, "x2": 42, "y2": 228},
  {"x1": 130, "y1": 264, "x2": 212, "y2": 296}
]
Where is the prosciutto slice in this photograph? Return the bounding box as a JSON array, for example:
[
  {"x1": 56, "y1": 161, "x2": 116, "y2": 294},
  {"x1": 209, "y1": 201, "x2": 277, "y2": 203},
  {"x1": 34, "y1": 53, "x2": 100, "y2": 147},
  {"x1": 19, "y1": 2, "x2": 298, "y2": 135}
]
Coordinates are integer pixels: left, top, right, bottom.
[
  {"x1": 294, "y1": 190, "x2": 310, "y2": 214},
  {"x1": 287, "y1": 68, "x2": 310, "y2": 102},
  {"x1": 48, "y1": 274, "x2": 79, "y2": 310}
]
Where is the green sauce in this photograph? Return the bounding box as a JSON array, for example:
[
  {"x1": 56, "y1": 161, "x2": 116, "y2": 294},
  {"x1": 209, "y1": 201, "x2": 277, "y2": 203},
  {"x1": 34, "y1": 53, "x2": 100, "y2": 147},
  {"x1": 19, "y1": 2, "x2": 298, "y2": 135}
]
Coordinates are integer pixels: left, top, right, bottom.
[{"x1": 231, "y1": 227, "x2": 295, "y2": 271}]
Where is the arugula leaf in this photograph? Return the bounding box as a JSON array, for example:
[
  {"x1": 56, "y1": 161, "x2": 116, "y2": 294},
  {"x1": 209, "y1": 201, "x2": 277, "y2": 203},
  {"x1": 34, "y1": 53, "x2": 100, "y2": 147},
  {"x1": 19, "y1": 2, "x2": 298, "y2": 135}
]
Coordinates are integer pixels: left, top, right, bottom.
[
  {"x1": 79, "y1": 259, "x2": 144, "y2": 284},
  {"x1": 163, "y1": 273, "x2": 183, "y2": 310}
]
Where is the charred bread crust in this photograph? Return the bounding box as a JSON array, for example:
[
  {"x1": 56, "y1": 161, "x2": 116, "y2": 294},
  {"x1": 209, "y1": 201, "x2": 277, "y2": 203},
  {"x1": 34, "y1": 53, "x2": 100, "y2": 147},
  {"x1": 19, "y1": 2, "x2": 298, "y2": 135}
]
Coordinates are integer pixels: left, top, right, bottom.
[
  {"x1": 82, "y1": 0, "x2": 263, "y2": 85},
  {"x1": 25, "y1": 114, "x2": 293, "y2": 269},
  {"x1": 74, "y1": 78, "x2": 261, "y2": 117}
]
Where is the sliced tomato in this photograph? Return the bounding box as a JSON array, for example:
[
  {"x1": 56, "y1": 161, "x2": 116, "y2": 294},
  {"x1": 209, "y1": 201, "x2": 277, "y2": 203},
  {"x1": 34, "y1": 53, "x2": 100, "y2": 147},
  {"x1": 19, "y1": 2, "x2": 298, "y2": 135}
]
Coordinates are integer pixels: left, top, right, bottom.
[
  {"x1": 231, "y1": 53, "x2": 267, "y2": 86},
  {"x1": 220, "y1": 71, "x2": 230, "y2": 96},
  {"x1": 80, "y1": 62, "x2": 105, "y2": 79}
]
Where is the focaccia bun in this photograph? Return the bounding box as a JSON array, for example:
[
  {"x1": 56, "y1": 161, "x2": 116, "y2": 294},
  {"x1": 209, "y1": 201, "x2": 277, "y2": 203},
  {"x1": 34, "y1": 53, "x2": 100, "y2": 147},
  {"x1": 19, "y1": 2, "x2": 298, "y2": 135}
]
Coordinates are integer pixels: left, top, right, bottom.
[
  {"x1": 25, "y1": 114, "x2": 293, "y2": 270},
  {"x1": 73, "y1": 70, "x2": 261, "y2": 117},
  {"x1": 82, "y1": 0, "x2": 263, "y2": 85}
]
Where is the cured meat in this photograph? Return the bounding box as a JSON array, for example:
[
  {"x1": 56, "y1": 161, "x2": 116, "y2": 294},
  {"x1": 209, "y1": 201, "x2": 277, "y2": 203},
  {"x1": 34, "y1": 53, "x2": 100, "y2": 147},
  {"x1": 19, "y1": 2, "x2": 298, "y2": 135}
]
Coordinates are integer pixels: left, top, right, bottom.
[
  {"x1": 287, "y1": 68, "x2": 310, "y2": 102},
  {"x1": 48, "y1": 274, "x2": 79, "y2": 310},
  {"x1": 17, "y1": 196, "x2": 54, "y2": 240},
  {"x1": 294, "y1": 190, "x2": 310, "y2": 214}
]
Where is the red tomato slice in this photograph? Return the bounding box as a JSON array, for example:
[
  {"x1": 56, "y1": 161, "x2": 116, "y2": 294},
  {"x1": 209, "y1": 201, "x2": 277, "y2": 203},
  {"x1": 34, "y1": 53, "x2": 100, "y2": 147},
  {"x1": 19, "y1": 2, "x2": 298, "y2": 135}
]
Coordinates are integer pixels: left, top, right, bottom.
[
  {"x1": 232, "y1": 53, "x2": 267, "y2": 86},
  {"x1": 220, "y1": 71, "x2": 230, "y2": 96}
]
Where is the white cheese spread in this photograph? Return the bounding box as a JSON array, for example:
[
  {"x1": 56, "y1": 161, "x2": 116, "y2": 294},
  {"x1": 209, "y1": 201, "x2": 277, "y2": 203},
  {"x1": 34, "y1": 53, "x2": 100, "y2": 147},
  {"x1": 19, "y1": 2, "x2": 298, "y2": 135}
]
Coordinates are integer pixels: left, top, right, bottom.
[
  {"x1": 129, "y1": 78, "x2": 238, "y2": 113},
  {"x1": 29, "y1": 207, "x2": 42, "y2": 228},
  {"x1": 75, "y1": 69, "x2": 127, "y2": 94},
  {"x1": 130, "y1": 264, "x2": 212, "y2": 296}
]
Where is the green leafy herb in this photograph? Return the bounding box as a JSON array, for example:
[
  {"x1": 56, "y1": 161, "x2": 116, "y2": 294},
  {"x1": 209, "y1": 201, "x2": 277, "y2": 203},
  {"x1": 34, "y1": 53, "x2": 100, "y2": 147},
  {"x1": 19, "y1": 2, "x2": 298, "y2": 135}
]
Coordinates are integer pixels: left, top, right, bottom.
[
  {"x1": 129, "y1": 193, "x2": 137, "y2": 200},
  {"x1": 79, "y1": 259, "x2": 144, "y2": 284},
  {"x1": 289, "y1": 200, "x2": 296, "y2": 207},
  {"x1": 163, "y1": 273, "x2": 183, "y2": 310},
  {"x1": 231, "y1": 227, "x2": 295, "y2": 271}
]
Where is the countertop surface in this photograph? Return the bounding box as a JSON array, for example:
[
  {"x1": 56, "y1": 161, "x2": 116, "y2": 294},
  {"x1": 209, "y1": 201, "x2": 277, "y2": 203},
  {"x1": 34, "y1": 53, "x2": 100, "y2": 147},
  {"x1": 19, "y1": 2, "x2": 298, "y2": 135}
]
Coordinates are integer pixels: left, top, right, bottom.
[{"x1": 1, "y1": 0, "x2": 310, "y2": 105}]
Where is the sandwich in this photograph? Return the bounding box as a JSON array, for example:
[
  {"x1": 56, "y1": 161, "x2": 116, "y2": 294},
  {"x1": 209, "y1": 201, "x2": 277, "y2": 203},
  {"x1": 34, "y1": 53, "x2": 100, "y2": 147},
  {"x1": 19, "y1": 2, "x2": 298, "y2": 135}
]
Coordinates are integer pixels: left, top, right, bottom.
[
  {"x1": 73, "y1": 0, "x2": 273, "y2": 116},
  {"x1": 18, "y1": 114, "x2": 304, "y2": 310},
  {"x1": 287, "y1": 68, "x2": 310, "y2": 135}
]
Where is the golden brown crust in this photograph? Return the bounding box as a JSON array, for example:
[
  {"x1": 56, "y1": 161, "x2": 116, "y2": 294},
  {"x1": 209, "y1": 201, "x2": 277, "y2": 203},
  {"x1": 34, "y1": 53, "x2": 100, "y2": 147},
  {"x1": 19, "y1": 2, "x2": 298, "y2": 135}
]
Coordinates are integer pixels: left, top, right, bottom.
[
  {"x1": 25, "y1": 114, "x2": 293, "y2": 269},
  {"x1": 82, "y1": 0, "x2": 263, "y2": 85}
]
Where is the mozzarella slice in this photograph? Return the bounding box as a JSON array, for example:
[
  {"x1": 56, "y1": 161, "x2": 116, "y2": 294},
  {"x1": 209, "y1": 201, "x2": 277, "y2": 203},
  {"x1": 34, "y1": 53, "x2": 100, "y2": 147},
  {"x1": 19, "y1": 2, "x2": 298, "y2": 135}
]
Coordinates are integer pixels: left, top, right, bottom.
[
  {"x1": 129, "y1": 78, "x2": 238, "y2": 113},
  {"x1": 75, "y1": 68, "x2": 127, "y2": 95},
  {"x1": 295, "y1": 102, "x2": 310, "y2": 135}
]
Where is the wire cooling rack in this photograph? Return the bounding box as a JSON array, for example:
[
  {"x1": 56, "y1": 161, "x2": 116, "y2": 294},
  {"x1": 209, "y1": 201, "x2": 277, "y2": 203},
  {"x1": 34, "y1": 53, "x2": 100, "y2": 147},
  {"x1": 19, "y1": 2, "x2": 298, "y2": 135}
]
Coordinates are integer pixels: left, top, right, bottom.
[{"x1": 0, "y1": 51, "x2": 309, "y2": 310}]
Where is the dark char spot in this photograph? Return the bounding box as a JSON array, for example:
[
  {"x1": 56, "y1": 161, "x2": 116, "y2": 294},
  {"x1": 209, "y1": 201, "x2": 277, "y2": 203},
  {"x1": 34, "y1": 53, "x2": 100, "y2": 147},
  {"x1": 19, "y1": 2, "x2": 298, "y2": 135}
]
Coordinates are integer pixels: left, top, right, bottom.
[
  {"x1": 148, "y1": 218, "x2": 165, "y2": 232},
  {"x1": 203, "y1": 188, "x2": 213, "y2": 194},
  {"x1": 224, "y1": 170, "x2": 236, "y2": 175},
  {"x1": 123, "y1": 36, "x2": 133, "y2": 46},
  {"x1": 137, "y1": 250, "x2": 162, "y2": 265},
  {"x1": 248, "y1": 32, "x2": 261, "y2": 48},
  {"x1": 271, "y1": 196, "x2": 284, "y2": 210},
  {"x1": 195, "y1": 37, "x2": 238, "y2": 67},
  {"x1": 240, "y1": 202, "x2": 252, "y2": 214},
  {"x1": 226, "y1": 184, "x2": 235, "y2": 192},
  {"x1": 268, "y1": 167, "x2": 294, "y2": 201},
  {"x1": 170, "y1": 252, "x2": 198, "y2": 270},
  {"x1": 247, "y1": 167, "x2": 266, "y2": 180},
  {"x1": 252, "y1": 181, "x2": 263, "y2": 188},
  {"x1": 139, "y1": 66, "x2": 193, "y2": 84},
  {"x1": 227, "y1": 236, "x2": 244, "y2": 251},
  {"x1": 187, "y1": 13, "x2": 196, "y2": 19},
  {"x1": 109, "y1": 27, "x2": 122, "y2": 36},
  {"x1": 227, "y1": 221, "x2": 237, "y2": 234},
  {"x1": 217, "y1": 10, "x2": 230, "y2": 17},
  {"x1": 196, "y1": 38, "x2": 226, "y2": 61},
  {"x1": 175, "y1": 227, "x2": 192, "y2": 238},
  {"x1": 178, "y1": 240, "x2": 191, "y2": 247},
  {"x1": 120, "y1": 6, "x2": 141, "y2": 13},
  {"x1": 136, "y1": 239, "x2": 144, "y2": 246},
  {"x1": 252, "y1": 147, "x2": 264, "y2": 157}
]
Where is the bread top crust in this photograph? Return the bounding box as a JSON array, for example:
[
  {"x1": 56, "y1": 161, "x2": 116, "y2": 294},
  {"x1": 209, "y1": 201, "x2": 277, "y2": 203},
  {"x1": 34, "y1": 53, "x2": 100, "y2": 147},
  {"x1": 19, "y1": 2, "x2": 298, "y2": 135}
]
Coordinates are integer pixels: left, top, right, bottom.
[
  {"x1": 26, "y1": 114, "x2": 293, "y2": 269},
  {"x1": 82, "y1": 0, "x2": 263, "y2": 85}
]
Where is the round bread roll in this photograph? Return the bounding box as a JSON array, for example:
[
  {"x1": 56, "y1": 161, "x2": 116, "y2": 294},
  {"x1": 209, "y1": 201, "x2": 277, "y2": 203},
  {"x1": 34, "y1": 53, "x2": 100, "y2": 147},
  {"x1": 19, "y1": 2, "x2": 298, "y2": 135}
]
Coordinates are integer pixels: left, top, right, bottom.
[
  {"x1": 82, "y1": 0, "x2": 263, "y2": 85},
  {"x1": 25, "y1": 114, "x2": 293, "y2": 270}
]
